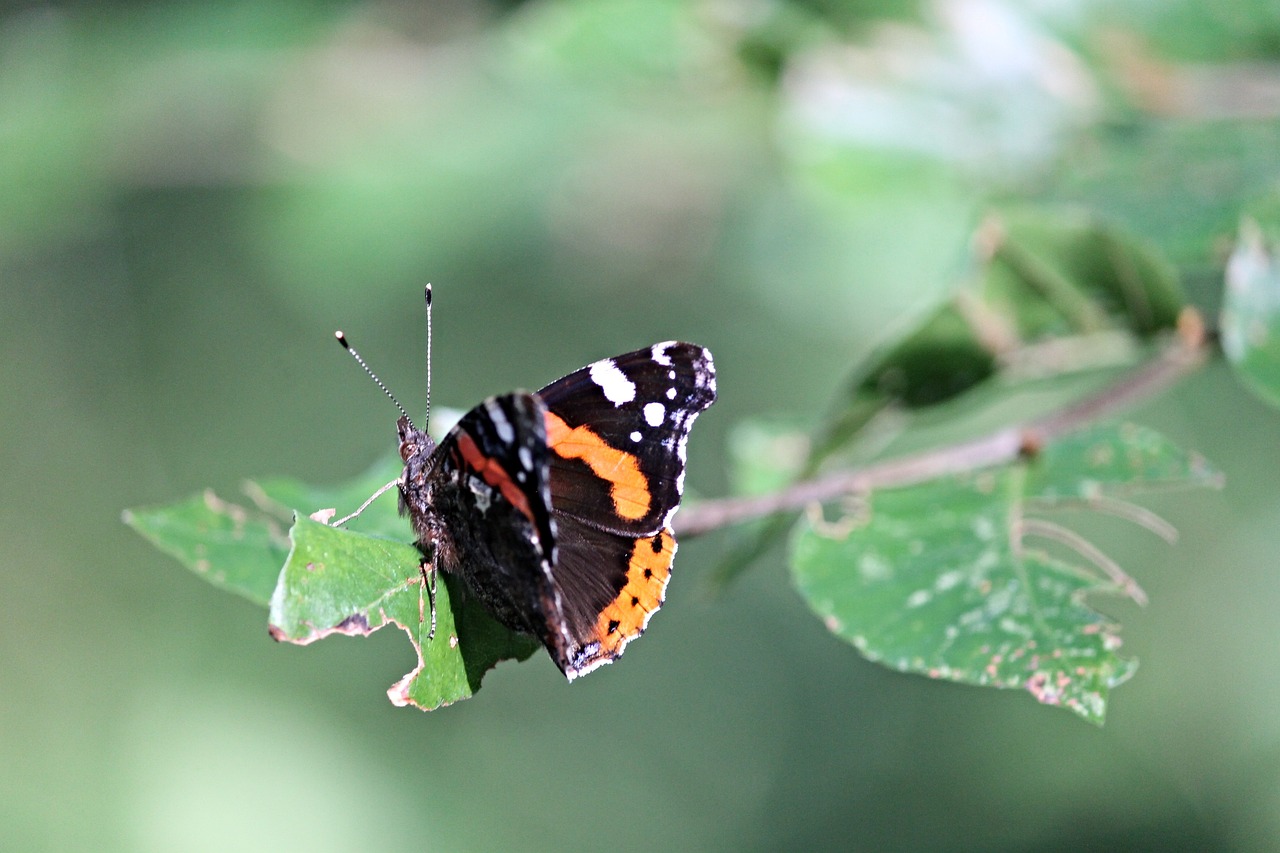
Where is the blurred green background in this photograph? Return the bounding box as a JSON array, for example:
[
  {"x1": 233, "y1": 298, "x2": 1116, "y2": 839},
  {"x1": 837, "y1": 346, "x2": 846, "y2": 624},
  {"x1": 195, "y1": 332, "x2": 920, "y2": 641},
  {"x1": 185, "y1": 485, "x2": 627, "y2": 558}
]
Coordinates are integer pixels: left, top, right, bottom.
[{"x1": 4, "y1": 0, "x2": 1280, "y2": 850}]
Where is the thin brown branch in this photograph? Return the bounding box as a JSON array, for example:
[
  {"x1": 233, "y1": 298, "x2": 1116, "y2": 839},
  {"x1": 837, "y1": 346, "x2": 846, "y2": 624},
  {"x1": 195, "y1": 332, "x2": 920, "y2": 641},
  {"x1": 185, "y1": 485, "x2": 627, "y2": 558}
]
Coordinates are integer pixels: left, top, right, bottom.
[{"x1": 675, "y1": 317, "x2": 1208, "y2": 537}]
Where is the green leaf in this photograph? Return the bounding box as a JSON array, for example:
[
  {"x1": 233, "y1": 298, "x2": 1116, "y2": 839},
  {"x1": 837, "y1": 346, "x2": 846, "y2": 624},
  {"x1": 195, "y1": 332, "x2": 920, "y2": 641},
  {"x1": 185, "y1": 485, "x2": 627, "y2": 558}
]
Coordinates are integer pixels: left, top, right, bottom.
[
  {"x1": 122, "y1": 456, "x2": 407, "y2": 608},
  {"x1": 269, "y1": 517, "x2": 538, "y2": 711},
  {"x1": 1023, "y1": 423, "x2": 1222, "y2": 499},
  {"x1": 123, "y1": 489, "x2": 290, "y2": 607},
  {"x1": 250, "y1": 455, "x2": 409, "y2": 541},
  {"x1": 714, "y1": 212, "x2": 1187, "y2": 587},
  {"x1": 790, "y1": 423, "x2": 1221, "y2": 725},
  {"x1": 985, "y1": 208, "x2": 1186, "y2": 339},
  {"x1": 815, "y1": 212, "x2": 1183, "y2": 472},
  {"x1": 126, "y1": 454, "x2": 538, "y2": 709},
  {"x1": 1222, "y1": 219, "x2": 1280, "y2": 410}
]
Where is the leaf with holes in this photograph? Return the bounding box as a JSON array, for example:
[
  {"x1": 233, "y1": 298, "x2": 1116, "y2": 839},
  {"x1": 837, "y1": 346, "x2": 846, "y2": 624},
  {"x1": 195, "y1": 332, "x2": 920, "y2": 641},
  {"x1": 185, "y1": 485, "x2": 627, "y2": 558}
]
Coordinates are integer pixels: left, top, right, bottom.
[
  {"x1": 125, "y1": 455, "x2": 538, "y2": 710},
  {"x1": 790, "y1": 423, "x2": 1220, "y2": 725},
  {"x1": 269, "y1": 516, "x2": 538, "y2": 710}
]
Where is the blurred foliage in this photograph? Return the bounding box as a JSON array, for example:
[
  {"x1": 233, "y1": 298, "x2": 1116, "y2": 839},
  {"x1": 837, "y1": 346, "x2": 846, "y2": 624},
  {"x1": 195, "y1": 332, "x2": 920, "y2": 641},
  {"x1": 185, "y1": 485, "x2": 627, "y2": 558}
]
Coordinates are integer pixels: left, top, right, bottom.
[
  {"x1": 126, "y1": 203, "x2": 1214, "y2": 723},
  {"x1": 1223, "y1": 218, "x2": 1280, "y2": 409},
  {"x1": 8, "y1": 0, "x2": 1280, "y2": 850}
]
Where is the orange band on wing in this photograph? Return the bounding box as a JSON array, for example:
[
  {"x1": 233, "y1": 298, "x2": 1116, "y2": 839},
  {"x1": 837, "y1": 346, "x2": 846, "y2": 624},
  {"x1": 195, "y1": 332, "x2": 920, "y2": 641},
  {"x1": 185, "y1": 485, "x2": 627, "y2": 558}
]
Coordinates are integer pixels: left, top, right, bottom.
[
  {"x1": 456, "y1": 432, "x2": 534, "y2": 523},
  {"x1": 544, "y1": 411, "x2": 651, "y2": 521},
  {"x1": 592, "y1": 528, "x2": 674, "y2": 655}
]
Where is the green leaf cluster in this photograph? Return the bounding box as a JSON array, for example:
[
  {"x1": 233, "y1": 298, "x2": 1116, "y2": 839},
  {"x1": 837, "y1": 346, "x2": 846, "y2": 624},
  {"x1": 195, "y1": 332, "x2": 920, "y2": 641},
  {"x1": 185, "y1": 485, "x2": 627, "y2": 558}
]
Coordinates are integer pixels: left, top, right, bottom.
[
  {"x1": 112, "y1": 0, "x2": 1280, "y2": 724},
  {"x1": 720, "y1": 210, "x2": 1231, "y2": 723},
  {"x1": 125, "y1": 459, "x2": 537, "y2": 711}
]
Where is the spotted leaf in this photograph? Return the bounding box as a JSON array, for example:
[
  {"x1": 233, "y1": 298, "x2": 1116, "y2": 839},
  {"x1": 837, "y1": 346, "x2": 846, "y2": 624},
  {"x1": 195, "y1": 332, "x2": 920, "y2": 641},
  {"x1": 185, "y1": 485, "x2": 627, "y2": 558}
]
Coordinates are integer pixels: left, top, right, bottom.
[{"x1": 791, "y1": 423, "x2": 1220, "y2": 725}]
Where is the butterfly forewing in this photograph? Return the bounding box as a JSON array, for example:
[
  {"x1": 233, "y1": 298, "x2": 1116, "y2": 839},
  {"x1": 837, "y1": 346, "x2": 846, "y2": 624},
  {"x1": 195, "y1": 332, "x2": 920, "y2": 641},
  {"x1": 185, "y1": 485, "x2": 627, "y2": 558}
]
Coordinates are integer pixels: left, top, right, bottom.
[{"x1": 537, "y1": 341, "x2": 716, "y2": 536}]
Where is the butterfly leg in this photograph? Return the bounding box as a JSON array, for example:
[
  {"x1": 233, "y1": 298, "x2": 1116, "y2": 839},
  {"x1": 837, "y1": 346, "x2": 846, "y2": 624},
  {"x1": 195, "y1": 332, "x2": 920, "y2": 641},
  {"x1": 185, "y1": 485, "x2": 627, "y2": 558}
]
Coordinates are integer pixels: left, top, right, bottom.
[
  {"x1": 427, "y1": 558, "x2": 438, "y2": 641},
  {"x1": 417, "y1": 550, "x2": 438, "y2": 641},
  {"x1": 330, "y1": 477, "x2": 401, "y2": 527}
]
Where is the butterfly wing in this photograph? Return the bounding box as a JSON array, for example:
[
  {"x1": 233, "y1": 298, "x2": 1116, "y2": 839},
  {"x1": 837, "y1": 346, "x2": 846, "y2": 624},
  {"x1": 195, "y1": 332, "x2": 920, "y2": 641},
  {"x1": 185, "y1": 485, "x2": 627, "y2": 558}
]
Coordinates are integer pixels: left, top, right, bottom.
[
  {"x1": 535, "y1": 341, "x2": 716, "y2": 678},
  {"x1": 538, "y1": 342, "x2": 717, "y2": 536},
  {"x1": 416, "y1": 393, "x2": 564, "y2": 644}
]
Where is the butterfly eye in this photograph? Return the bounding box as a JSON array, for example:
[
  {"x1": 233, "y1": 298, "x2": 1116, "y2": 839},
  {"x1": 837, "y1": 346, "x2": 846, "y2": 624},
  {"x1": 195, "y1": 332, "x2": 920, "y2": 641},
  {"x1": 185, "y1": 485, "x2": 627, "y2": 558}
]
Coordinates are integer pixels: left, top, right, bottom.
[{"x1": 400, "y1": 441, "x2": 415, "y2": 463}]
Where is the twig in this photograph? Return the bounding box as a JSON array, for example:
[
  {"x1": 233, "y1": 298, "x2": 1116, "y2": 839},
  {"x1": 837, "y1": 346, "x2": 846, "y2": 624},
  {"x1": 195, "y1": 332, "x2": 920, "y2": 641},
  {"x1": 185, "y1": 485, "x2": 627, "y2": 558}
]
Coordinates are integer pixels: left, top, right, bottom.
[{"x1": 675, "y1": 317, "x2": 1207, "y2": 537}]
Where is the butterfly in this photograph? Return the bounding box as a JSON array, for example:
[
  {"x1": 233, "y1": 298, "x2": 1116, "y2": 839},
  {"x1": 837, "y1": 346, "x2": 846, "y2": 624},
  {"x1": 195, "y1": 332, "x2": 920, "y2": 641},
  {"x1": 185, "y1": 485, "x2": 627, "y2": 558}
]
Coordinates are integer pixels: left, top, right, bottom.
[{"x1": 338, "y1": 288, "x2": 716, "y2": 680}]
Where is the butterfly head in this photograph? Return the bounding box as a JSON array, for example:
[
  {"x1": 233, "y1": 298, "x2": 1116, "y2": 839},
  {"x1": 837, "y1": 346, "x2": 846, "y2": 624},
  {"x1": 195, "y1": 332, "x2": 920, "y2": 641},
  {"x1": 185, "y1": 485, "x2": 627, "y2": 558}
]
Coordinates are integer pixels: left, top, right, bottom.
[
  {"x1": 397, "y1": 413, "x2": 439, "y2": 538},
  {"x1": 397, "y1": 414, "x2": 436, "y2": 467}
]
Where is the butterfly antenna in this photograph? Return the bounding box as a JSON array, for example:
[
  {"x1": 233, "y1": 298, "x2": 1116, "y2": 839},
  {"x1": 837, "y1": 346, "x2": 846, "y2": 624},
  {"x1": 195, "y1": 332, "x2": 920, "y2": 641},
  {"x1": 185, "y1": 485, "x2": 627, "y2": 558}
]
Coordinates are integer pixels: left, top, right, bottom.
[
  {"x1": 335, "y1": 330, "x2": 414, "y2": 430},
  {"x1": 423, "y1": 283, "x2": 433, "y2": 433}
]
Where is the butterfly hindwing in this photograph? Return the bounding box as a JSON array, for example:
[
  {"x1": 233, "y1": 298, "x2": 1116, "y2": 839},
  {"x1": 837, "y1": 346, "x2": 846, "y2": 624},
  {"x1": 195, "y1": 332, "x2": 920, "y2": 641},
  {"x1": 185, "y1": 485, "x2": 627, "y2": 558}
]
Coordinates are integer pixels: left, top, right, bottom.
[
  {"x1": 531, "y1": 341, "x2": 716, "y2": 678},
  {"x1": 542, "y1": 520, "x2": 678, "y2": 678}
]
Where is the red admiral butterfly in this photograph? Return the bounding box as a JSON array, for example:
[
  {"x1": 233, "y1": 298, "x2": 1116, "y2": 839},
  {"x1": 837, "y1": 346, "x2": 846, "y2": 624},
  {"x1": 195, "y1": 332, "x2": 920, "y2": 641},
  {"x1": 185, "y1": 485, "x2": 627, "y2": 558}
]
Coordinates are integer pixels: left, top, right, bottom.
[{"x1": 337, "y1": 287, "x2": 716, "y2": 680}]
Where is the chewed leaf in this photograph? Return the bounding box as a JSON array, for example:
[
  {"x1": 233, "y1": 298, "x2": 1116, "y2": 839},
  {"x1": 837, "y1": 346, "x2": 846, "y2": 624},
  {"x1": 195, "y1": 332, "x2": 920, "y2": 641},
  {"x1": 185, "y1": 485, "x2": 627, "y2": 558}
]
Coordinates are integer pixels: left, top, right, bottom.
[
  {"x1": 793, "y1": 483, "x2": 1137, "y2": 724},
  {"x1": 123, "y1": 490, "x2": 290, "y2": 607},
  {"x1": 269, "y1": 516, "x2": 537, "y2": 711},
  {"x1": 791, "y1": 423, "x2": 1219, "y2": 725},
  {"x1": 123, "y1": 455, "x2": 410, "y2": 609},
  {"x1": 1222, "y1": 219, "x2": 1280, "y2": 410},
  {"x1": 127, "y1": 454, "x2": 537, "y2": 709}
]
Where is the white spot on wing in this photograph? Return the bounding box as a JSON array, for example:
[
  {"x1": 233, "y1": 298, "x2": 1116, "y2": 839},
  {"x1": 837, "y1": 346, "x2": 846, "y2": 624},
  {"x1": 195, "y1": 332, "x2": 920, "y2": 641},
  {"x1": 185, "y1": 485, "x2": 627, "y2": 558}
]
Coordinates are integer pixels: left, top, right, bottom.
[
  {"x1": 651, "y1": 342, "x2": 674, "y2": 366},
  {"x1": 469, "y1": 476, "x2": 492, "y2": 513},
  {"x1": 666, "y1": 387, "x2": 676, "y2": 400},
  {"x1": 518, "y1": 445, "x2": 532, "y2": 471},
  {"x1": 643, "y1": 402, "x2": 665, "y2": 426},
  {"x1": 630, "y1": 430, "x2": 642, "y2": 442},
  {"x1": 589, "y1": 359, "x2": 636, "y2": 406},
  {"x1": 485, "y1": 399, "x2": 513, "y2": 444}
]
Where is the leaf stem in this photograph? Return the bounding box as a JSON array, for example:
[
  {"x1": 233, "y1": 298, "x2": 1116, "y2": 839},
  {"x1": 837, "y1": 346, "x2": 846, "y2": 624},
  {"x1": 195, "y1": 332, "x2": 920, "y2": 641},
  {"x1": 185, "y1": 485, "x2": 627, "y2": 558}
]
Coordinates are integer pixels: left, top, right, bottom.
[{"x1": 675, "y1": 313, "x2": 1208, "y2": 537}]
